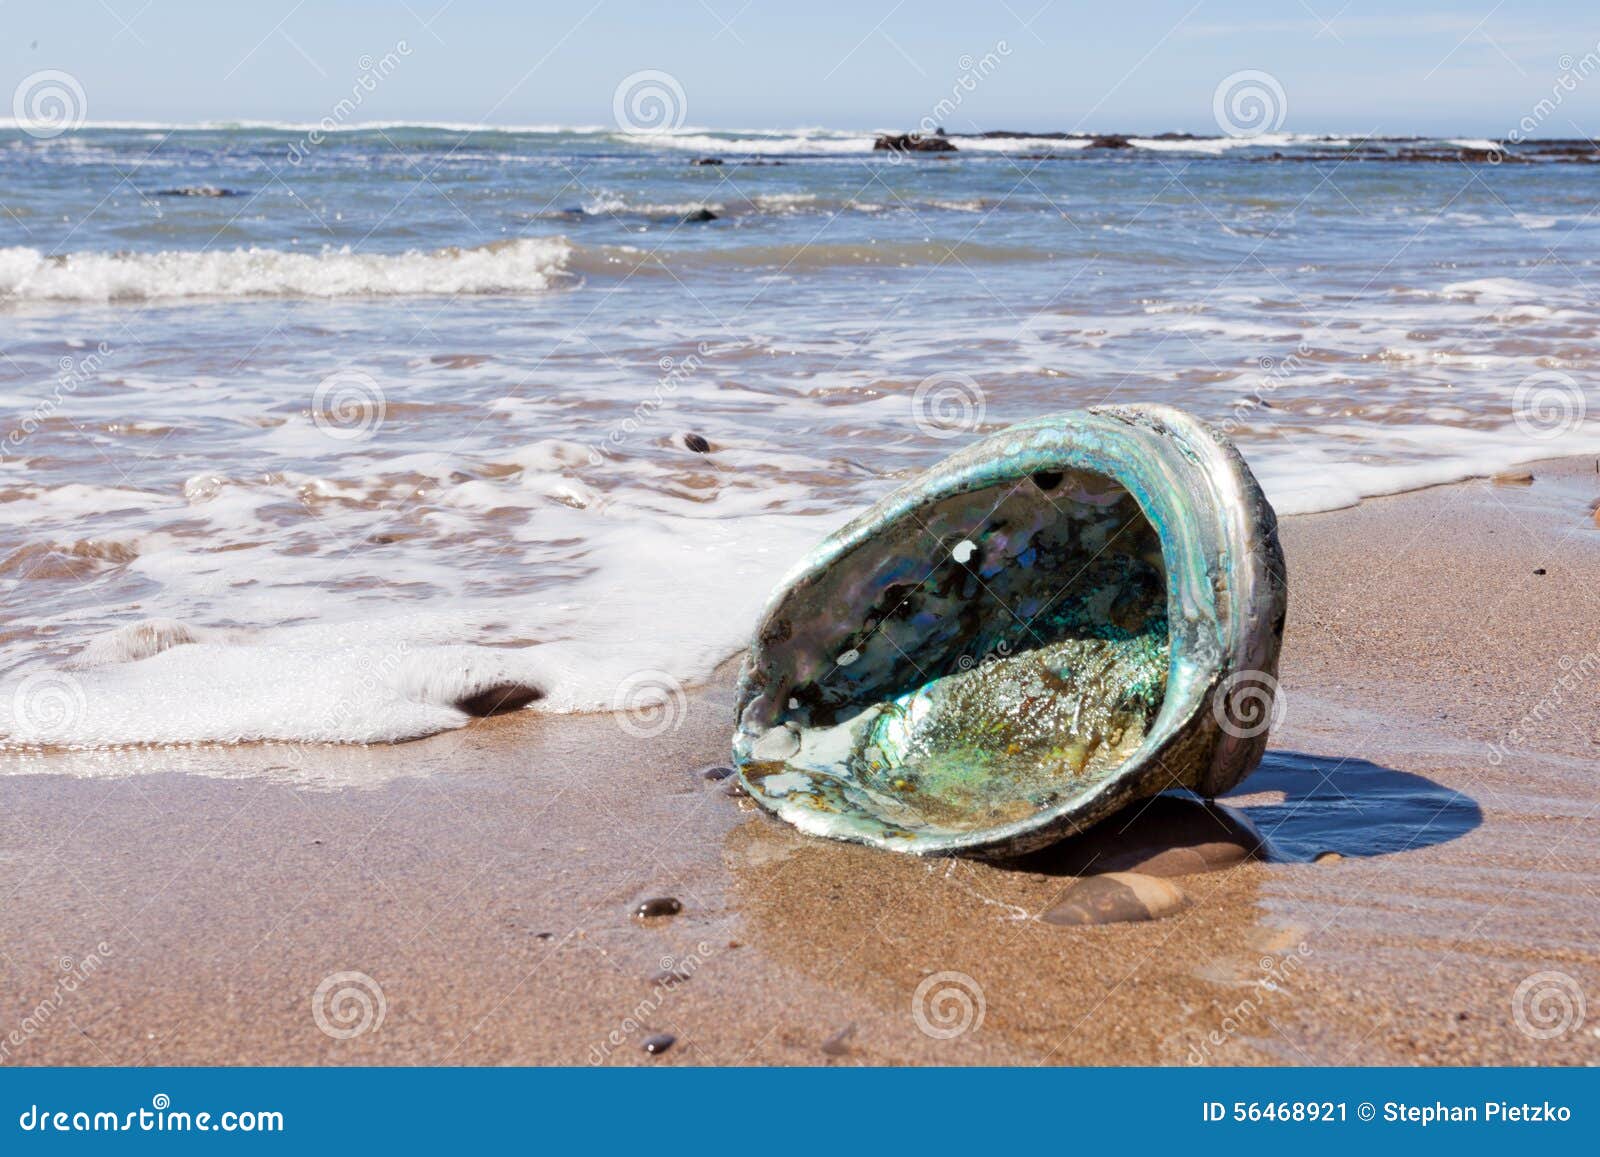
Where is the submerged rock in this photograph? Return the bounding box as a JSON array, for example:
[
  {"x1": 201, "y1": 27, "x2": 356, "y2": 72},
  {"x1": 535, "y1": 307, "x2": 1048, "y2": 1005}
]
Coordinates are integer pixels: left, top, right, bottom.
[
  {"x1": 155, "y1": 186, "x2": 241, "y2": 197},
  {"x1": 731, "y1": 405, "x2": 1288, "y2": 858},
  {"x1": 1041, "y1": 871, "x2": 1188, "y2": 926}
]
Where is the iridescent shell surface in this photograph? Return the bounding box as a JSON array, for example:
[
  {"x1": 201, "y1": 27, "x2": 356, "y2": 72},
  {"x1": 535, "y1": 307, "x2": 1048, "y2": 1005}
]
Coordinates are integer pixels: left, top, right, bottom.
[{"x1": 732, "y1": 404, "x2": 1288, "y2": 858}]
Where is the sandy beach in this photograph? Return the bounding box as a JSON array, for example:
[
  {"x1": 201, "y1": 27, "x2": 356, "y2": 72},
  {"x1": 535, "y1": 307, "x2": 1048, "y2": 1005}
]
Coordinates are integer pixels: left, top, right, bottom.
[{"x1": 1, "y1": 456, "x2": 1597, "y2": 1067}]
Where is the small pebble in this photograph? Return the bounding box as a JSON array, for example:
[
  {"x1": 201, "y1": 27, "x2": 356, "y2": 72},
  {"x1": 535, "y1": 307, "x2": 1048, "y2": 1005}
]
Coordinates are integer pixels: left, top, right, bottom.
[
  {"x1": 1533, "y1": 567, "x2": 1547, "y2": 575},
  {"x1": 635, "y1": 896, "x2": 682, "y2": 919},
  {"x1": 683, "y1": 432, "x2": 712, "y2": 453},
  {"x1": 723, "y1": 781, "x2": 748, "y2": 798},
  {"x1": 1490, "y1": 470, "x2": 1534, "y2": 486},
  {"x1": 700, "y1": 764, "x2": 735, "y2": 781},
  {"x1": 1041, "y1": 871, "x2": 1188, "y2": 926},
  {"x1": 1313, "y1": 851, "x2": 1343, "y2": 863},
  {"x1": 642, "y1": 1033, "x2": 676, "y2": 1056},
  {"x1": 821, "y1": 1024, "x2": 855, "y2": 1057}
]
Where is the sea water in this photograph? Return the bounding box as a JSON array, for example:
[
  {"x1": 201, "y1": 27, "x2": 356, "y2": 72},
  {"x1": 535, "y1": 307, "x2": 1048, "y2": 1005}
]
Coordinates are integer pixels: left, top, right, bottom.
[{"x1": 2, "y1": 125, "x2": 1597, "y2": 746}]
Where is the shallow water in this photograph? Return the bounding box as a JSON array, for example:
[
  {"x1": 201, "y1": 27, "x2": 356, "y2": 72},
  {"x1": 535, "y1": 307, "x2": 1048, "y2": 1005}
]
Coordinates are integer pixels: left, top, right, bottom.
[{"x1": 2, "y1": 125, "x2": 1598, "y2": 746}]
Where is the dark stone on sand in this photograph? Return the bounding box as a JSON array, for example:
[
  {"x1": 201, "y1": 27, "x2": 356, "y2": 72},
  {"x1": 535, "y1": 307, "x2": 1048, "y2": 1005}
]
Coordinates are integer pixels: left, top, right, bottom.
[
  {"x1": 155, "y1": 186, "x2": 241, "y2": 197},
  {"x1": 682, "y1": 208, "x2": 718, "y2": 222},
  {"x1": 1015, "y1": 793, "x2": 1264, "y2": 878},
  {"x1": 683, "y1": 432, "x2": 712, "y2": 453},
  {"x1": 690, "y1": 157, "x2": 724, "y2": 165},
  {"x1": 1041, "y1": 871, "x2": 1188, "y2": 926},
  {"x1": 454, "y1": 682, "x2": 543, "y2": 717},
  {"x1": 1534, "y1": 567, "x2": 1547, "y2": 575},
  {"x1": 873, "y1": 132, "x2": 958, "y2": 153},
  {"x1": 700, "y1": 764, "x2": 735, "y2": 781},
  {"x1": 635, "y1": 896, "x2": 682, "y2": 919},
  {"x1": 723, "y1": 781, "x2": 748, "y2": 798},
  {"x1": 821, "y1": 1024, "x2": 855, "y2": 1057},
  {"x1": 642, "y1": 1032, "x2": 676, "y2": 1056},
  {"x1": 1088, "y1": 135, "x2": 1134, "y2": 149}
]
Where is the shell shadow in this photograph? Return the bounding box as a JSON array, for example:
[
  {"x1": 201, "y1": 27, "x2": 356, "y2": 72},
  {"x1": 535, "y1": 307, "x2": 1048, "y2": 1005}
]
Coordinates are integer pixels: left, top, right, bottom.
[
  {"x1": 1222, "y1": 749, "x2": 1483, "y2": 863},
  {"x1": 1001, "y1": 750, "x2": 1482, "y2": 875}
]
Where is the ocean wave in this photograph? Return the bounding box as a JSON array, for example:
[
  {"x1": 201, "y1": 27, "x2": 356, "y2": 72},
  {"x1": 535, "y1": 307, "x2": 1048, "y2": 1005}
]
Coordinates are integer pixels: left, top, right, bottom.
[{"x1": 0, "y1": 238, "x2": 574, "y2": 302}]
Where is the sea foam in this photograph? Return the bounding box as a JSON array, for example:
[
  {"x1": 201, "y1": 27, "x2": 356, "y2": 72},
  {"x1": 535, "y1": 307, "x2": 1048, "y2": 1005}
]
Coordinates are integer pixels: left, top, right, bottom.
[{"x1": 0, "y1": 238, "x2": 573, "y2": 301}]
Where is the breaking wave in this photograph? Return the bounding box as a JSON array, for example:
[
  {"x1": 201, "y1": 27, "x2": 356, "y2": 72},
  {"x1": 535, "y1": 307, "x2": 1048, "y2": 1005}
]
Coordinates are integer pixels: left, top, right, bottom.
[{"x1": 0, "y1": 238, "x2": 574, "y2": 302}]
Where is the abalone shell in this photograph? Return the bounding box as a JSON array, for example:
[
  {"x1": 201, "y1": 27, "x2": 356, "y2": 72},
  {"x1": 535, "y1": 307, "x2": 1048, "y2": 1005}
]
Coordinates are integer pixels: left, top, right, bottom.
[{"x1": 731, "y1": 405, "x2": 1287, "y2": 857}]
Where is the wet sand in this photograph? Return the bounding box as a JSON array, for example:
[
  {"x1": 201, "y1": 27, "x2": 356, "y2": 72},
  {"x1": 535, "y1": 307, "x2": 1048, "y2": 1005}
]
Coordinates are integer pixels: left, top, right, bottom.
[{"x1": 2, "y1": 458, "x2": 1599, "y2": 1066}]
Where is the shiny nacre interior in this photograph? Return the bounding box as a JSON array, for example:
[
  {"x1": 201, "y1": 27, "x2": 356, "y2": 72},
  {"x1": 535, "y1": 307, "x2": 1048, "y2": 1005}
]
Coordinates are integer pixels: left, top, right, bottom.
[{"x1": 743, "y1": 467, "x2": 1170, "y2": 839}]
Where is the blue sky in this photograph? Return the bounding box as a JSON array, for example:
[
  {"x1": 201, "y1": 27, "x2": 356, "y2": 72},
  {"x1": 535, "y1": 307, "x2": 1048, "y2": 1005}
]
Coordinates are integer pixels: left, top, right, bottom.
[{"x1": 7, "y1": 1, "x2": 1600, "y2": 135}]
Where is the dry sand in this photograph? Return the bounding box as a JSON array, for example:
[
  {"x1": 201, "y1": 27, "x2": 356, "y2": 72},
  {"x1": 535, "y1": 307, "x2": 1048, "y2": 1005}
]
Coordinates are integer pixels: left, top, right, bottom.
[{"x1": 2, "y1": 458, "x2": 1599, "y2": 1066}]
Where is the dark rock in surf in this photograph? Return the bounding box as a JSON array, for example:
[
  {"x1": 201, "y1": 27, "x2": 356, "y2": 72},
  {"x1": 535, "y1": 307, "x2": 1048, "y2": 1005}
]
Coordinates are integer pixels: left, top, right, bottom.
[
  {"x1": 683, "y1": 432, "x2": 712, "y2": 453},
  {"x1": 690, "y1": 157, "x2": 724, "y2": 165},
  {"x1": 1087, "y1": 135, "x2": 1134, "y2": 150},
  {"x1": 454, "y1": 682, "x2": 543, "y2": 717},
  {"x1": 873, "y1": 133, "x2": 958, "y2": 154},
  {"x1": 683, "y1": 208, "x2": 718, "y2": 222}
]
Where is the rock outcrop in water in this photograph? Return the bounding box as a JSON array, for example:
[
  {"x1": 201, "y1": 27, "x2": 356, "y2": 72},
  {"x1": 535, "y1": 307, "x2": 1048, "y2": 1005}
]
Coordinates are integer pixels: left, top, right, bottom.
[{"x1": 873, "y1": 132, "x2": 957, "y2": 153}]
